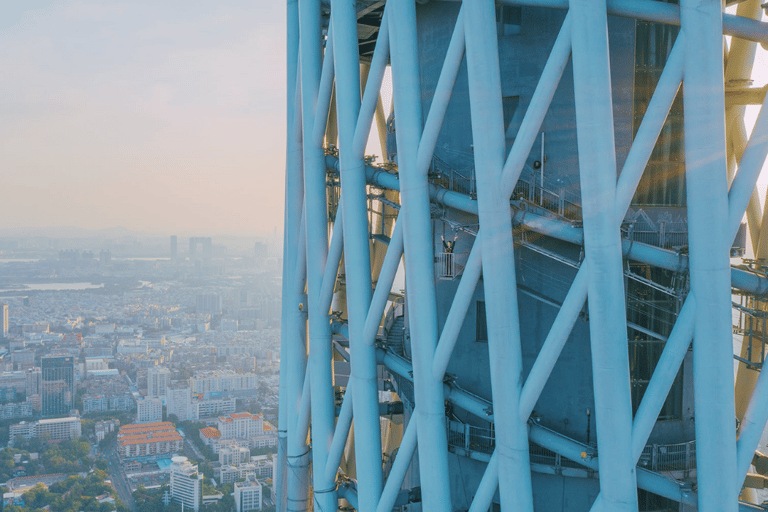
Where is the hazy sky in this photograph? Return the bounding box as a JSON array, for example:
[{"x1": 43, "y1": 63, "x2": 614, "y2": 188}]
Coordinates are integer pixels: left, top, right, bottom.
[{"x1": 0, "y1": 0, "x2": 286, "y2": 236}]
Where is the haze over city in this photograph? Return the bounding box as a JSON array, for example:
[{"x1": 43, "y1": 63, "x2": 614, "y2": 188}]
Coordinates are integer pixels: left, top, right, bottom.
[{"x1": 0, "y1": 0, "x2": 286, "y2": 236}]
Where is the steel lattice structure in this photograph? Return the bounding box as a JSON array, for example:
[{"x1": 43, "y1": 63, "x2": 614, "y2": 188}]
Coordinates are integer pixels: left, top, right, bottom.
[{"x1": 276, "y1": 1, "x2": 768, "y2": 511}]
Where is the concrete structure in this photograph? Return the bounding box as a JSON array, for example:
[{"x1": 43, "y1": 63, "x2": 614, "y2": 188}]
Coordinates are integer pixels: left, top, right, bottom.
[
  {"x1": 216, "y1": 412, "x2": 263, "y2": 439},
  {"x1": 189, "y1": 371, "x2": 259, "y2": 395},
  {"x1": 234, "y1": 474, "x2": 263, "y2": 512},
  {"x1": 169, "y1": 456, "x2": 202, "y2": 512},
  {"x1": 147, "y1": 366, "x2": 170, "y2": 398},
  {"x1": 10, "y1": 416, "x2": 81, "y2": 446},
  {"x1": 137, "y1": 398, "x2": 163, "y2": 423},
  {"x1": 118, "y1": 422, "x2": 182, "y2": 459},
  {"x1": 218, "y1": 455, "x2": 273, "y2": 484},
  {"x1": 219, "y1": 445, "x2": 250, "y2": 466},
  {"x1": 193, "y1": 397, "x2": 236, "y2": 419},
  {"x1": 166, "y1": 384, "x2": 191, "y2": 421}
]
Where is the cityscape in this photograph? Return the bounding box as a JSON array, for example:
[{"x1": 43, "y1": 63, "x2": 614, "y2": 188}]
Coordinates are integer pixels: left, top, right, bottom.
[{"x1": 0, "y1": 233, "x2": 282, "y2": 512}]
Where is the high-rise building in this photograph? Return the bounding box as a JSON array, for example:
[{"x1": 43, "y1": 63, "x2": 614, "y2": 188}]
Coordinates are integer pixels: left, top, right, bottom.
[
  {"x1": 166, "y1": 384, "x2": 191, "y2": 421},
  {"x1": 170, "y1": 235, "x2": 178, "y2": 261},
  {"x1": 137, "y1": 398, "x2": 163, "y2": 423},
  {"x1": 41, "y1": 356, "x2": 74, "y2": 417},
  {"x1": 147, "y1": 366, "x2": 170, "y2": 398},
  {"x1": 196, "y1": 293, "x2": 221, "y2": 315},
  {"x1": 1, "y1": 304, "x2": 8, "y2": 337},
  {"x1": 170, "y1": 456, "x2": 202, "y2": 512}
]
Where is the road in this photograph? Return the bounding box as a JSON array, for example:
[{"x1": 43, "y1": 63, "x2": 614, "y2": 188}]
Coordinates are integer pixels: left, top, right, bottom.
[
  {"x1": 104, "y1": 439, "x2": 137, "y2": 512},
  {"x1": 183, "y1": 436, "x2": 204, "y2": 460}
]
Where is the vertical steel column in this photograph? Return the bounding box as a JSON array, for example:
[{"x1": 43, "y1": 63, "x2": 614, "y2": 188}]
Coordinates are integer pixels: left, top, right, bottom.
[
  {"x1": 331, "y1": 0, "x2": 383, "y2": 508},
  {"x1": 464, "y1": 1, "x2": 534, "y2": 510},
  {"x1": 569, "y1": 0, "x2": 636, "y2": 509},
  {"x1": 299, "y1": 0, "x2": 336, "y2": 508},
  {"x1": 278, "y1": 3, "x2": 302, "y2": 510},
  {"x1": 388, "y1": 0, "x2": 452, "y2": 509},
  {"x1": 681, "y1": 1, "x2": 738, "y2": 510}
]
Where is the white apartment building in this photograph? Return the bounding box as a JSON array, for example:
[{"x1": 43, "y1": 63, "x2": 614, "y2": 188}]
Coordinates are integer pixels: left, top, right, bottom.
[
  {"x1": 219, "y1": 445, "x2": 250, "y2": 466},
  {"x1": 234, "y1": 475, "x2": 262, "y2": 512},
  {"x1": 194, "y1": 397, "x2": 236, "y2": 419},
  {"x1": 147, "y1": 367, "x2": 170, "y2": 398},
  {"x1": 189, "y1": 371, "x2": 259, "y2": 394},
  {"x1": 137, "y1": 397, "x2": 163, "y2": 423},
  {"x1": 170, "y1": 456, "x2": 202, "y2": 512},
  {"x1": 167, "y1": 385, "x2": 192, "y2": 421},
  {"x1": 216, "y1": 413, "x2": 263, "y2": 439},
  {"x1": 10, "y1": 416, "x2": 82, "y2": 446},
  {"x1": 217, "y1": 455, "x2": 273, "y2": 484}
]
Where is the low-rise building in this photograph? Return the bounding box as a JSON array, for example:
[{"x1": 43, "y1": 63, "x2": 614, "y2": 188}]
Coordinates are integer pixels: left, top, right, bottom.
[
  {"x1": 10, "y1": 416, "x2": 82, "y2": 446},
  {"x1": 117, "y1": 422, "x2": 182, "y2": 460},
  {"x1": 95, "y1": 419, "x2": 120, "y2": 442},
  {"x1": 219, "y1": 445, "x2": 250, "y2": 466},
  {"x1": 216, "y1": 455, "x2": 273, "y2": 484},
  {"x1": 199, "y1": 426, "x2": 221, "y2": 446}
]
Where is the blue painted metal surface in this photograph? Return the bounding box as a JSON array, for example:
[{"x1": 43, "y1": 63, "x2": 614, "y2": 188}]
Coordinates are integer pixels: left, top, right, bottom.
[{"x1": 278, "y1": 1, "x2": 768, "y2": 511}]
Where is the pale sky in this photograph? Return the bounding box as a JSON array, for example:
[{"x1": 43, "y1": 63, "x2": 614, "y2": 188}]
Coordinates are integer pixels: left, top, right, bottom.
[
  {"x1": 3, "y1": 2, "x2": 768, "y2": 237},
  {"x1": 0, "y1": 0, "x2": 286, "y2": 236}
]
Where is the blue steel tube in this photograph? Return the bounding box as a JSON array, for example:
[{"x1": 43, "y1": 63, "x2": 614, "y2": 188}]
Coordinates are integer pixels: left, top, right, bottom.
[
  {"x1": 319, "y1": 209, "x2": 343, "y2": 316},
  {"x1": 352, "y1": 7, "x2": 390, "y2": 157},
  {"x1": 681, "y1": 1, "x2": 738, "y2": 510},
  {"x1": 299, "y1": 0, "x2": 336, "y2": 509},
  {"x1": 362, "y1": 220, "x2": 404, "y2": 346},
  {"x1": 432, "y1": 243, "x2": 481, "y2": 379},
  {"x1": 499, "y1": 0, "x2": 768, "y2": 44},
  {"x1": 331, "y1": 0, "x2": 383, "y2": 508},
  {"x1": 569, "y1": 0, "x2": 636, "y2": 509},
  {"x1": 416, "y1": 5, "x2": 465, "y2": 175},
  {"x1": 464, "y1": 0, "x2": 533, "y2": 509},
  {"x1": 375, "y1": 419, "x2": 418, "y2": 512},
  {"x1": 388, "y1": 0, "x2": 452, "y2": 509},
  {"x1": 324, "y1": 380, "x2": 354, "y2": 482},
  {"x1": 467, "y1": 452, "x2": 498, "y2": 512},
  {"x1": 279, "y1": 2, "x2": 302, "y2": 508},
  {"x1": 311, "y1": 25, "x2": 334, "y2": 148}
]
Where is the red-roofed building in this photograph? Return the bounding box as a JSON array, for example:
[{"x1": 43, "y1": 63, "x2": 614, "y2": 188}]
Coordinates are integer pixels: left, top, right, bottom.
[
  {"x1": 199, "y1": 426, "x2": 221, "y2": 446},
  {"x1": 117, "y1": 422, "x2": 183, "y2": 459}
]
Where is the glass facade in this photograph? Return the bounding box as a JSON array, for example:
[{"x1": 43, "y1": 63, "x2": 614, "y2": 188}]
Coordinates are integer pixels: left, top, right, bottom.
[{"x1": 41, "y1": 356, "x2": 74, "y2": 418}]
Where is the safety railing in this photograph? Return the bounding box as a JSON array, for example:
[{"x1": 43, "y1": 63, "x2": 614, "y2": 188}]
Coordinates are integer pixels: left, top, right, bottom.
[
  {"x1": 446, "y1": 418, "x2": 495, "y2": 455},
  {"x1": 639, "y1": 440, "x2": 696, "y2": 473},
  {"x1": 436, "y1": 252, "x2": 456, "y2": 279},
  {"x1": 431, "y1": 155, "x2": 476, "y2": 197},
  {"x1": 512, "y1": 175, "x2": 583, "y2": 221},
  {"x1": 446, "y1": 418, "x2": 696, "y2": 473},
  {"x1": 623, "y1": 209, "x2": 688, "y2": 250}
]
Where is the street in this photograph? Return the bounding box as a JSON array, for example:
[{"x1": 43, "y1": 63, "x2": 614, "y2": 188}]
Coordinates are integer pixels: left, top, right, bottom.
[{"x1": 104, "y1": 439, "x2": 137, "y2": 512}]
